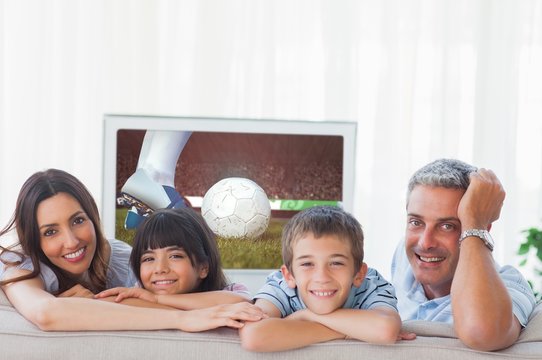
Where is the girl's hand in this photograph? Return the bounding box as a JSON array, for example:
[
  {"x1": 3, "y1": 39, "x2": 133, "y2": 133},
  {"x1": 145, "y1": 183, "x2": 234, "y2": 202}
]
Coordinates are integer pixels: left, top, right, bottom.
[
  {"x1": 58, "y1": 284, "x2": 95, "y2": 298},
  {"x1": 178, "y1": 302, "x2": 268, "y2": 332},
  {"x1": 94, "y1": 287, "x2": 158, "y2": 303}
]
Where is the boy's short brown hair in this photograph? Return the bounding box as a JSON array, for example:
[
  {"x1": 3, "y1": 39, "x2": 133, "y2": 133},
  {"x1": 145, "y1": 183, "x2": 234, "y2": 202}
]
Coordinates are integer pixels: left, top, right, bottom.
[{"x1": 282, "y1": 206, "x2": 364, "y2": 272}]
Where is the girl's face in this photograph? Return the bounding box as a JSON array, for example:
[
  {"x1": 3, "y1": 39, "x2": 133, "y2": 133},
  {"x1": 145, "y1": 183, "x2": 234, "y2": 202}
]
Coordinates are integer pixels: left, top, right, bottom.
[
  {"x1": 37, "y1": 192, "x2": 97, "y2": 276},
  {"x1": 139, "y1": 246, "x2": 209, "y2": 295}
]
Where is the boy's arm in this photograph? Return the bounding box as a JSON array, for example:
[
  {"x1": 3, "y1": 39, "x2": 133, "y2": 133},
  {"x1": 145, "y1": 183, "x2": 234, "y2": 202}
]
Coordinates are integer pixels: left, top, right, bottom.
[
  {"x1": 291, "y1": 306, "x2": 401, "y2": 344},
  {"x1": 239, "y1": 299, "x2": 344, "y2": 352}
]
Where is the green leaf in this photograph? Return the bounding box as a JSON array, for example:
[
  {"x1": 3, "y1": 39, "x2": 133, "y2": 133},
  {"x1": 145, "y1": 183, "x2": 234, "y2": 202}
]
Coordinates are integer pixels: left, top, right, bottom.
[{"x1": 518, "y1": 243, "x2": 531, "y2": 255}]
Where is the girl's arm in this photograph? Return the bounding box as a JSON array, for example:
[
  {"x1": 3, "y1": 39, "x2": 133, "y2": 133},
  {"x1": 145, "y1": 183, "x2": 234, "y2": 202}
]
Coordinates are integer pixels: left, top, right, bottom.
[
  {"x1": 96, "y1": 286, "x2": 250, "y2": 310},
  {"x1": 2, "y1": 270, "x2": 265, "y2": 331}
]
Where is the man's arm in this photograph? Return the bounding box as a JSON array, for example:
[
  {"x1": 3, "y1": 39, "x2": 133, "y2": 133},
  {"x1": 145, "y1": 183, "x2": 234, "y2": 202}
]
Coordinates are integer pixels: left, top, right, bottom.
[
  {"x1": 452, "y1": 168, "x2": 520, "y2": 351},
  {"x1": 290, "y1": 306, "x2": 401, "y2": 344},
  {"x1": 239, "y1": 299, "x2": 344, "y2": 352}
]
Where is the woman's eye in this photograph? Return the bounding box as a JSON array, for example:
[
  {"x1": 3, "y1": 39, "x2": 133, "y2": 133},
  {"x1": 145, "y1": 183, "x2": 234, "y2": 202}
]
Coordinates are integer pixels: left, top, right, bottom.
[{"x1": 43, "y1": 229, "x2": 56, "y2": 237}]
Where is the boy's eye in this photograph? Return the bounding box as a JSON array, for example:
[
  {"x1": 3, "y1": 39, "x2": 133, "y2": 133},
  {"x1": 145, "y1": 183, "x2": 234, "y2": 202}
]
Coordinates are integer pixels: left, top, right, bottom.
[
  {"x1": 300, "y1": 262, "x2": 313, "y2": 267},
  {"x1": 330, "y1": 261, "x2": 345, "y2": 267}
]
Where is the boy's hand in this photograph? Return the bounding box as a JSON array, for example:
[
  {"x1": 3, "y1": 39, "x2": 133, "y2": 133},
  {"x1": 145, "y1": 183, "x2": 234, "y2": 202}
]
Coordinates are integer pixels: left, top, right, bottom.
[
  {"x1": 58, "y1": 284, "x2": 95, "y2": 298},
  {"x1": 94, "y1": 287, "x2": 157, "y2": 303},
  {"x1": 397, "y1": 331, "x2": 417, "y2": 341}
]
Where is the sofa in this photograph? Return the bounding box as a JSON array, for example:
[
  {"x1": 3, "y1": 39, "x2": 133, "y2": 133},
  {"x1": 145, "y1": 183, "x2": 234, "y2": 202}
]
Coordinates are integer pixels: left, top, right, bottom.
[{"x1": 1, "y1": 289, "x2": 541, "y2": 360}]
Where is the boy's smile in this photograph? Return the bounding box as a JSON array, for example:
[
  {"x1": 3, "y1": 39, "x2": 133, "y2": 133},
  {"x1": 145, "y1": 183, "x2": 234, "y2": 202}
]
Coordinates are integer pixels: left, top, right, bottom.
[{"x1": 281, "y1": 233, "x2": 367, "y2": 315}]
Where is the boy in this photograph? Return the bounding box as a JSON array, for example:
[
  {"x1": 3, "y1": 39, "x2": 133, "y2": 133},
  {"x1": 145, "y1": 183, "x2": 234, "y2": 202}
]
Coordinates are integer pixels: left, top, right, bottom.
[{"x1": 240, "y1": 206, "x2": 404, "y2": 352}]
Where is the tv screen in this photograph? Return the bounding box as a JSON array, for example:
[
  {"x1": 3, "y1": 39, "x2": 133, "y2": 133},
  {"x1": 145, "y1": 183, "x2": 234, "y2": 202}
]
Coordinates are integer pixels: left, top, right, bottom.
[{"x1": 102, "y1": 115, "x2": 357, "y2": 272}]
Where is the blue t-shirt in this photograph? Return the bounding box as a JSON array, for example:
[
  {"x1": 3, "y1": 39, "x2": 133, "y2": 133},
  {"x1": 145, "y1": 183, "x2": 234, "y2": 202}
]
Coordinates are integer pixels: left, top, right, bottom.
[
  {"x1": 0, "y1": 238, "x2": 137, "y2": 293},
  {"x1": 391, "y1": 240, "x2": 536, "y2": 326},
  {"x1": 254, "y1": 268, "x2": 398, "y2": 318}
]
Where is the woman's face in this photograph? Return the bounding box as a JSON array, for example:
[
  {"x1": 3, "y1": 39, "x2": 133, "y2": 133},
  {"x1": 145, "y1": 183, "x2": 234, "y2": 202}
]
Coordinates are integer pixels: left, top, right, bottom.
[{"x1": 37, "y1": 192, "x2": 97, "y2": 276}]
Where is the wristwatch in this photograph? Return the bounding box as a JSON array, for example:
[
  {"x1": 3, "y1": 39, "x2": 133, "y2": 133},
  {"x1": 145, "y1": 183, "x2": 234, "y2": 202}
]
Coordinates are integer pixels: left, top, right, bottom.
[{"x1": 459, "y1": 229, "x2": 494, "y2": 252}]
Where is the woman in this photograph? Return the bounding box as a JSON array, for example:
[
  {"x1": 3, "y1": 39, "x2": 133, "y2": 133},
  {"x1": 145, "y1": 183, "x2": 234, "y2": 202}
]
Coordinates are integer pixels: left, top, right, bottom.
[{"x1": 0, "y1": 169, "x2": 264, "y2": 331}]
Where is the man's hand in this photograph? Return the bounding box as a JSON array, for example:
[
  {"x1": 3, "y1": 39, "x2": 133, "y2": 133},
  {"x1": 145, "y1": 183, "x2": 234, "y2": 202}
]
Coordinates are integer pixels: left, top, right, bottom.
[{"x1": 457, "y1": 168, "x2": 505, "y2": 230}]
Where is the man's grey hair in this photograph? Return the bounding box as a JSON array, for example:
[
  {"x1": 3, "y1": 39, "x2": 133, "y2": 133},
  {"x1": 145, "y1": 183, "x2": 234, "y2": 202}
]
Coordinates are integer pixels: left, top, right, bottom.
[{"x1": 407, "y1": 158, "x2": 477, "y2": 198}]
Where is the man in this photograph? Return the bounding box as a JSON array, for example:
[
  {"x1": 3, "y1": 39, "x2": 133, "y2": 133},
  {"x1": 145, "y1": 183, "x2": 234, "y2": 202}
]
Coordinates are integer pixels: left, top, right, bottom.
[{"x1": 392, "y1": 159, "x2": 536, "y2": 351}]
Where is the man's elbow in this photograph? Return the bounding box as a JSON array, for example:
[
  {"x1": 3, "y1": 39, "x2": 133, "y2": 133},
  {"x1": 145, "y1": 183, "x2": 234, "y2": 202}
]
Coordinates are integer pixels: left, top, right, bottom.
[{"x1": 455, "y1": 321, "x2": 518, "y2": 351}]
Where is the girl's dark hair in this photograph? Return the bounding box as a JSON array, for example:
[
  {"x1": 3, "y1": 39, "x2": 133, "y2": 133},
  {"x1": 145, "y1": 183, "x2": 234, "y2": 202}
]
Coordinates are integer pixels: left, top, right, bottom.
[
  {"x1": 130, "y1": 208, "x2": 228, "y2": 292},
  {"x1": 0, "y1": 169, "x2": 109, "y2": 294}
]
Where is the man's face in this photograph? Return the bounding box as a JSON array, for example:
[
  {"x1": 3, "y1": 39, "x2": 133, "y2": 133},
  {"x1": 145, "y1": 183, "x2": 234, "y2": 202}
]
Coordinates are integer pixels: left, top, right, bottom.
[
  {"x1": 405, "y1": 185, "x2": 464, "y2": 299},
  {"x1": 281, "y1": 233, "x2": 366, "y2": 315}
]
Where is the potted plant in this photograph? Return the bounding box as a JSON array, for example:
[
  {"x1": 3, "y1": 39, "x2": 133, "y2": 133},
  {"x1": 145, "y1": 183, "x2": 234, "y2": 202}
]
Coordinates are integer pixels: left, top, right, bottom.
[{"x1": 518, "y1": 226, "x2": 542, "y2": 301}]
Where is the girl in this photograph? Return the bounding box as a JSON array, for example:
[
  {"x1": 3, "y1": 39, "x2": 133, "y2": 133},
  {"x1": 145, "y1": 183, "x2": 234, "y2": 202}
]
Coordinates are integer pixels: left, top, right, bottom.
[
  {"x1": 0, "y1": 169, "x2": 265, "y2": 332},
  {"x1": 96, "y1": 208, "x2": 250, "y2": 310}
]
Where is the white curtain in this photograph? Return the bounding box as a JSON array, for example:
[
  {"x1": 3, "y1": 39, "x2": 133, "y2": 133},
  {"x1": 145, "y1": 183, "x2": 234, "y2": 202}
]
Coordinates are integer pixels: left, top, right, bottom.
[{"x1": 1, "y1": 0, "x2": 541, "y2": 282}]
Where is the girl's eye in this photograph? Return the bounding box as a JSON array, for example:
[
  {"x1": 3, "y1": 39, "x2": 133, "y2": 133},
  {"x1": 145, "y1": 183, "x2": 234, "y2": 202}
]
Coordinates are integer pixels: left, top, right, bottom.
[
  {"x1": 170, "y1": 253, "x2": 186, "y2": 259},
  {"x1": 141, "y1": 257, "x2": 154, "y2": 263}
]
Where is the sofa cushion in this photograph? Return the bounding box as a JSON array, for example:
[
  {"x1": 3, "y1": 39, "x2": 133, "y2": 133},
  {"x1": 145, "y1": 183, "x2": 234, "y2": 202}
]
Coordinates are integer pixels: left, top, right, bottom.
[{"x1": 1, "y1": 288, "x2": 541, "y2": 359}]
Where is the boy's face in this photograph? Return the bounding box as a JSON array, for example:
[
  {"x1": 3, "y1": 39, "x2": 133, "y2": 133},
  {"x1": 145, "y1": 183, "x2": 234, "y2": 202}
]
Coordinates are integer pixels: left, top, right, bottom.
[{"x1": 281, "y1": 232, "x2": 367, "y2": 315}]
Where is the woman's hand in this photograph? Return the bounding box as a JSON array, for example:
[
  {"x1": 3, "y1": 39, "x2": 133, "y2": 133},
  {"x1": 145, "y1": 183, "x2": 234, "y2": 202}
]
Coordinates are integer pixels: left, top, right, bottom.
[
  {"x1": 94, "y1": 287, "x2": 158, "y2": 303},
  {"x1": 58, "y1": 284, "x2": 95, "y2": 298},
  {"x1": 178, "y1": 302, "x2": 268, "y2": 332}
]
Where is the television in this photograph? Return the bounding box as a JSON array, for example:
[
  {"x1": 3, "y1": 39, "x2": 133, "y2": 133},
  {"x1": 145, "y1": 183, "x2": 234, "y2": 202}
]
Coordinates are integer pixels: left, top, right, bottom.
[{"x1": 102, "y1": 115, "x2": 357, "y2": 292}]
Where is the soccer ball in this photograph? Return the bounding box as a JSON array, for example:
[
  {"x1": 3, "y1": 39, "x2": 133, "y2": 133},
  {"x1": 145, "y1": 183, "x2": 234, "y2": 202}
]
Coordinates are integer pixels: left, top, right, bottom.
[{"x1": 201, "y1": 177, "x2": 271, "y2": 239}]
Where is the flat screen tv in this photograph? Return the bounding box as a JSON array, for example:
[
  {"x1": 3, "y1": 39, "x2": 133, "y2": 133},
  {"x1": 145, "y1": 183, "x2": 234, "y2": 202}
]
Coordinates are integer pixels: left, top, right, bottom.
[{"x1": 102, "y1": 115, "x2": 357, "y2": 273}]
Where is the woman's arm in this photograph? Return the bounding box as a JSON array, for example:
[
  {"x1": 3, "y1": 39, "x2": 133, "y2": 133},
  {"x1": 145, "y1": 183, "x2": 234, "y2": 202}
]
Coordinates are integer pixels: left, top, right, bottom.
[{"x1": 2, "y1": 270, "x2": 265, "y2": 331}]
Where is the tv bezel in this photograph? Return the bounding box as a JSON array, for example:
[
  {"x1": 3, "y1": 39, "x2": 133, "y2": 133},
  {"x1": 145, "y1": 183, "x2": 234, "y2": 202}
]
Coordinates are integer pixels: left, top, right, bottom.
[{"x1": 102, "y1": 114, "x2": 357, "y2": 260}]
